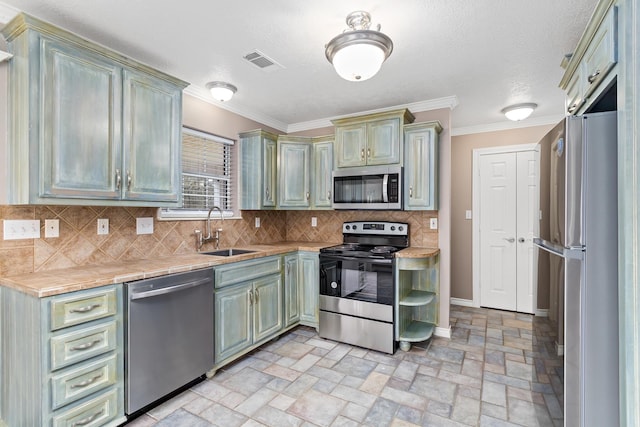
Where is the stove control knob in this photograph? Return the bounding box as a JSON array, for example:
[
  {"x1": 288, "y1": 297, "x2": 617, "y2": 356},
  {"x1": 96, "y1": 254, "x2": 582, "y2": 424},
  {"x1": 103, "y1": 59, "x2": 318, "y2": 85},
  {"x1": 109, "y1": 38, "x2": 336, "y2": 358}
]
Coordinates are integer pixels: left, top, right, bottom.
[
  {"x1": 399, "y1": 226, "x2": 404, "y2": 231},
  {"x1": 330, "y1": 281, "x2": 338, "y2": 289},
  {"x1": 391, "y1": 226, "x2": 396, "y2": 231},
  {"x1": 345, "y1": 225, "x2": 350, "y2": 230},
  {"x1": 352, "y1": 225, "x2": 357, "y2": 230}
]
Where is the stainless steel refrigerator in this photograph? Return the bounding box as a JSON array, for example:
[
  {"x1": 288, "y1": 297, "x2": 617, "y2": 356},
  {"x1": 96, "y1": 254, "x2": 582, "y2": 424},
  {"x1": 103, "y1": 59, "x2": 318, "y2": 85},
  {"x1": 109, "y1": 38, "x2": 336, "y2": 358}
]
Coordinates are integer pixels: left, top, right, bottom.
[{"x1": 534, "y1": 111, "x2": 619, "y2": 426}]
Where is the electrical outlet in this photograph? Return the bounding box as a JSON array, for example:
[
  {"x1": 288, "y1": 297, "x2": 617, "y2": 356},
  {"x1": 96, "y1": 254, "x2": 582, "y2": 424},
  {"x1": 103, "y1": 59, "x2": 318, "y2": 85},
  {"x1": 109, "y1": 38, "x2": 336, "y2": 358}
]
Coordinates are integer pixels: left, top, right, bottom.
[
  {"x1": 430, "y1": 218, "x2": 438, "y2": 230},
  {"x1": 465, "y1": 210, "x2": 472, "y2": 220},
  {"x1": 311, "y1": 217, "x2": 317, "y2": 227},
  {"x1": 255, "y1": 217, "x2": 261, "y2": 228},
  {"x1": 3, "y1": 220, "x2": 40, "y2": 240},
  {"x1": 136, "y1": 217, "x2": 154, "y2": 235},
  {"x1": 44, "y1": 219, "x2": 59, "y2": 238},
  {"x1": 97, "y1": 218, "x2": 109, "y2": 235}
]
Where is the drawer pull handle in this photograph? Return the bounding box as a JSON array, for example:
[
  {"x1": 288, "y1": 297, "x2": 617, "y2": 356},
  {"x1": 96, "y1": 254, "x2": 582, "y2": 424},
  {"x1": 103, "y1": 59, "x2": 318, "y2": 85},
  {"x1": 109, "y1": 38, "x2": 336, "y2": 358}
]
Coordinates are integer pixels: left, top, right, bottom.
[
  {"x1": 360, "y1": 148, "x2": 365, "y2": 160},
  {"x1": 327, "y1": 191, "x2": 331, "y2": 200},
  {"x1": 71, "y1": 374, "x2": 103, "y2": 389},
  {"x1": 72, "y1": 408, "x2": 104, "y2": 427},
  {"x1": 69, "y1": 303, "x2": 101, "y2": 314},
  {"x1": 115, "y1": 169, "x2": 121, "y2": 190},
  {"x1": 568, "y1": 103, "x2": 578, "y2": 113},
  {"x1": 587, "y1": 70, "x2": 601, "y2": 84},
  {"x1": 70, "y1": 338, "x2": 102, "y2": 351},
  {"x1": 127, "y1": 171, "x2": 132, "y2": 191},
  {"x1": 409, "y1": 186, "x2": 413, "y2": 198},
  {"x1": 367, "y1": 148, "x2": 371, "y2": 158}
]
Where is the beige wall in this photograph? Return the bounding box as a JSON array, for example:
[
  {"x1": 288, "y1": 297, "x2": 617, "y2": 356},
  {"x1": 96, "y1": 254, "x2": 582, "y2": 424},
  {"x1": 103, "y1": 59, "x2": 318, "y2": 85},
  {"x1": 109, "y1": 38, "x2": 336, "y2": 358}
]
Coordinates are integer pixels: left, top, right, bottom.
[{"x1": 450, "y1": 124, "x2": 555, "y2": 310}]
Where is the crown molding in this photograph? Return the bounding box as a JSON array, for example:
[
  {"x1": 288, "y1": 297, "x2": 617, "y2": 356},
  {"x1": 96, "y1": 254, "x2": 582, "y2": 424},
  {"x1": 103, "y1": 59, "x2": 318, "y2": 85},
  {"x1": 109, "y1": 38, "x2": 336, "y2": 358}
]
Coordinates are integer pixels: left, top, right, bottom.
[
  {"x1": 451, "y1": 114, "x2": 563, "y2": 136},
  {"x1": 0, "y1": 3, "x2": 19, "y2": 26},
  {"x1": 287, "y1": 95, "x2": 459, "y2": 133},
  {"x1": 183, "y1": 85, "x2": 289, "y2": 133}
]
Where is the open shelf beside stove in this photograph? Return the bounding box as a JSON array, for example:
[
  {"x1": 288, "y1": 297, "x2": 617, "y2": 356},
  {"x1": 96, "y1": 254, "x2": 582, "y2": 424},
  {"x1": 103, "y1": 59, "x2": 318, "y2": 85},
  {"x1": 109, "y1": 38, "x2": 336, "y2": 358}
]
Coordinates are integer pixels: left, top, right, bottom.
[{"x1": 395, "y1": 254, "x2": 440, "y2": 351}]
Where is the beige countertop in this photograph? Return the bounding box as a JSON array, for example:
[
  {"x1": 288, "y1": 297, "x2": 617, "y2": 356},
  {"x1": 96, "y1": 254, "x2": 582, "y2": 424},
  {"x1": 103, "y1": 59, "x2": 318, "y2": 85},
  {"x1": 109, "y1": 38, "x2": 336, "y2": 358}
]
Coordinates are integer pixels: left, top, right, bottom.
[{"x1": 0, "y1": 242, "x2": 438, "y2": 298}]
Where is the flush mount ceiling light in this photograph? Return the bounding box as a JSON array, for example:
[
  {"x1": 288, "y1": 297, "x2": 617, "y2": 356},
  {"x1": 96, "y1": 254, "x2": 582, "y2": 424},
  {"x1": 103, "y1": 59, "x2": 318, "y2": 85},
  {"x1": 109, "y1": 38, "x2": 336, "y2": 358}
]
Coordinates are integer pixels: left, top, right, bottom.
[
  {"x1": 206, "y1": 81, "x2": 237, "y2": 102},
  {"x1": 325, "y1": 11, "x2": 393, "y2": 82},
  {"x1": 501, "y1": 103, "x2": 538, "y2": 121}
]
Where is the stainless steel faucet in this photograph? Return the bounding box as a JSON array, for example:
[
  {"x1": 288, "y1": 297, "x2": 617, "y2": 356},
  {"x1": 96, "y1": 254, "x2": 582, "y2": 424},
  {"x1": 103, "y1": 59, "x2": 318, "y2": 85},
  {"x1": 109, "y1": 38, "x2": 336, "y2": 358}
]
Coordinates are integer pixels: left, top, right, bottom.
[{"x1": 194, "y1": 206, "x2": 224, "y2": 251}]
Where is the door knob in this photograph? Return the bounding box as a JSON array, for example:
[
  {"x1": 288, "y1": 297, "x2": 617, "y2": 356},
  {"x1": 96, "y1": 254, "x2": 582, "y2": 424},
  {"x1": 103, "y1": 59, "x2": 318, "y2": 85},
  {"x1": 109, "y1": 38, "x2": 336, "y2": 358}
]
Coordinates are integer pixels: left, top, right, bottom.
[
  {"x1": 503, "y1": 237, "x2": 515, "y2": 243},
  {"x1": 518, "y1": 237, "x2": 526, "y2": 243}
]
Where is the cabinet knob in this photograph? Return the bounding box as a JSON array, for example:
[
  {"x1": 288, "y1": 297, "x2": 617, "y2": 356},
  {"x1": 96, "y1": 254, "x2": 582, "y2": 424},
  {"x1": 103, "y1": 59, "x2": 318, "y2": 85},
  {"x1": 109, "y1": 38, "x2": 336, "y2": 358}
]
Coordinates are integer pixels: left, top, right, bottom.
[
  {"x1": 115, "y1": 169, "x2": 122, "y2": 190},
  {"x1": 587, "y1": 69, "x2": 601, "y2": 84},
  {"x1": 409, "y1": 186, "x2": 413, "y2": 198},
  {"x1": 568, "y1": 103, "x2": 578, "y2": 113},
  {"x1": 248, "y1": 290, "x2": 253, "y2": 305},
  {"x1": 367, "y1": 148, "x2": 371, "y2": 158},
  {"x1": 306, "y1": 192, "x2": 310, "y2": 201},
  {"x1": 126, "y1": 171, "x2": 132, "y2": 191},
  {"x1": 360, "y1": 148, "x2": 365, "y2": 160},
  {"x1": 266, "y1": 187, "x2": 270, "y2": 198},
  {"x1": 327, "y1": 191, "x2": 331, "y2": 200}
]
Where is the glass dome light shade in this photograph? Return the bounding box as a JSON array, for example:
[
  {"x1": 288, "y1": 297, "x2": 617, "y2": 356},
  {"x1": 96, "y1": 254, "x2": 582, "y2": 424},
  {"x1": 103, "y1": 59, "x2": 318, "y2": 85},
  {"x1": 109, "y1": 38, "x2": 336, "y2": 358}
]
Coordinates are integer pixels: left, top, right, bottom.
[
  {"x1": 502, "y1": 103, "x2": 538, "y2": 121},
  {"x1": 206, "y1": 82, "x2": 237, "y2": 102},
  {"x1": 332, "y1": 43, "x2": 386, "y2": 82}
]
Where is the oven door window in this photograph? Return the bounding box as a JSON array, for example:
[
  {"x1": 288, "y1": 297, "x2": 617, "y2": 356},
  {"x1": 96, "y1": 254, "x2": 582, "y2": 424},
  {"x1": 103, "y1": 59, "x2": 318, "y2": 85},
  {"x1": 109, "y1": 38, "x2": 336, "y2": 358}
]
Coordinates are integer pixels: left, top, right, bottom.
[{"x1": 320, "y1": 256, "x2": 393, "y2": 305}]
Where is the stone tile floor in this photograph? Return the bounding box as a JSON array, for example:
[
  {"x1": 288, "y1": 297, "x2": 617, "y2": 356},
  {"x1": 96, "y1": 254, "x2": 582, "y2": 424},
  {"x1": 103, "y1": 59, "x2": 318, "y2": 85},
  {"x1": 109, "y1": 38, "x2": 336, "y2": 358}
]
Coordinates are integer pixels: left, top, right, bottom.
[{"x1": 126, "y1": 306, "x2": 563, "y2": 427}]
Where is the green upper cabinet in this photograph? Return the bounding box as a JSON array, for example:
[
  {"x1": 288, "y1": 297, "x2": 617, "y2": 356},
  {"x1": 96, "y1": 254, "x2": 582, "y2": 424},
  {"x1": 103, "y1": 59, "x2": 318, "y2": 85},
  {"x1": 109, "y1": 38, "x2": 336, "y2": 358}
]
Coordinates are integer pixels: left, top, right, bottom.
[
  {"x1": 403, "y1": 122, "x2": 442, "y2": 211},
  {"x1": 312, "y1": 136, "x2": 334, "y2": 209},
  {"x1": 1, "y1": 13, "x2": 187, "y2": 206},
  {"x1": 240, "y1": 130, "x2": 278, "y2": 210},
  {"x1": 332, "y1": 109, "x2": 415, "y2": 168},
  {"x1": 278, "y1": 136, "x2": 312, "y2": 208},
  {"x1": 122, "y1": 70, "x2": 182, "y2": 203}
]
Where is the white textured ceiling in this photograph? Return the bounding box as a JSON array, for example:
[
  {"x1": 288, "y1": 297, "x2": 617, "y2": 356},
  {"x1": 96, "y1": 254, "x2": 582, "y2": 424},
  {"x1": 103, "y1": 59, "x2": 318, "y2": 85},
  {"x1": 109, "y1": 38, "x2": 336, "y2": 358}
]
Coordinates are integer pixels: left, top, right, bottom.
[{"x1": 0, "y1": 0, "x2": 599, "y2": 133}]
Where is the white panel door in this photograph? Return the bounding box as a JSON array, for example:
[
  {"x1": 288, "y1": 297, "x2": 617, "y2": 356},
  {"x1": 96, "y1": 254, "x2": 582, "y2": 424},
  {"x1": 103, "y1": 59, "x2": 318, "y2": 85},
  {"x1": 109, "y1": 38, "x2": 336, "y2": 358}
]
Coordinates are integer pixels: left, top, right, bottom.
[
  {"x1": 516, "y1": 151, "x2": 539, "y2": 314},
  {"x1": 479, "y1": 150, "x2": 539, "y2": 313},
  {"x1": 480, "y1": 153, "x2": 518, "y2": 310}
]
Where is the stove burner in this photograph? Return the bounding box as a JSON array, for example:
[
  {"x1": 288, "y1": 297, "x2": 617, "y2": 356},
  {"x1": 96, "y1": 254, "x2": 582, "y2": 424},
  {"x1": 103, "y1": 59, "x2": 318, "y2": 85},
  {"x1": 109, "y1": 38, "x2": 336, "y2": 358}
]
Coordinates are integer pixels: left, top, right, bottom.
[
  {"x1": 370, "y1": 246, "x2": 398, "y2": 254},
  {"x1": 330, "y1": 243, "x2": 359, "y2": 251}
]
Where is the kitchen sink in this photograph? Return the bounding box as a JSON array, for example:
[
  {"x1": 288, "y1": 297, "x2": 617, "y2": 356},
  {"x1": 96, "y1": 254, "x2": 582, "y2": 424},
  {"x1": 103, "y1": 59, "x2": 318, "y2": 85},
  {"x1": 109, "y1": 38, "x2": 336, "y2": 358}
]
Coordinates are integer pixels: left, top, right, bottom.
[{"x1": 201, "y1": 249, "x2": 257, "y2": 257}]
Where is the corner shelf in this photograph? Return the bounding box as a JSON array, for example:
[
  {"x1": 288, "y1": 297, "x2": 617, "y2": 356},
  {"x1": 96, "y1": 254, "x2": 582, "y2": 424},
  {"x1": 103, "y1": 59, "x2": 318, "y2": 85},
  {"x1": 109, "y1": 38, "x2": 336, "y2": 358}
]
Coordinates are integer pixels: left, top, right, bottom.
[{"x1": 394, "y1": 253, "x2": 439, "y2": 352}]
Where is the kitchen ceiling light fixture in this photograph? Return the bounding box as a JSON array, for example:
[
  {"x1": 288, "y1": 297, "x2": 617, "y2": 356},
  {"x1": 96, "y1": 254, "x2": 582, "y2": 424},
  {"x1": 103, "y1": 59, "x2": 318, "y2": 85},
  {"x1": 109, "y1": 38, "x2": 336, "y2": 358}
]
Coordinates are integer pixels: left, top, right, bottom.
[
  {"x1": 206, "y1": 81, "x2": 237, "y2": 102},
  {"x1": 325, "y1": 11, "x2": 393, "y2": 82},
  {"x1": 501, "y1": 103, "x2": 538, "y2": 121}
]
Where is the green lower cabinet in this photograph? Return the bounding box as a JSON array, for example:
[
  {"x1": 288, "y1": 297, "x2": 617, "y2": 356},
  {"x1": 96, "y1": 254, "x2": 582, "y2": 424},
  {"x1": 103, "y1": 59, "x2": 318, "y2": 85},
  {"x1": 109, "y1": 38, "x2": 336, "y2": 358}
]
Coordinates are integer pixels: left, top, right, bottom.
[
  {"x1": 0, "y1": 285, "x2": 125, "y2": 427},
  {"x1": 284, "y1": 254, "x2": 301, "y2": 327},
  {"x1": 299, "y1": 252, "x2": 319, "y2": 328},
  {"x1": 394, "y1": 254, "x2": 440, "y2": 351},
  {"x1": 215, "y1": 272, "x2": 283, "y2": 365}
]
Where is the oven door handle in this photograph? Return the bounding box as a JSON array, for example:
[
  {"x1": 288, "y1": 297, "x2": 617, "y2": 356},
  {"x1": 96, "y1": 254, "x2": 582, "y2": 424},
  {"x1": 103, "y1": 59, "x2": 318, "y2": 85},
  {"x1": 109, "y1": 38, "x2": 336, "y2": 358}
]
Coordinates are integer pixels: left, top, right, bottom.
[{"x1": 320, "y1": 254, "x2": 393, "y2": 265}]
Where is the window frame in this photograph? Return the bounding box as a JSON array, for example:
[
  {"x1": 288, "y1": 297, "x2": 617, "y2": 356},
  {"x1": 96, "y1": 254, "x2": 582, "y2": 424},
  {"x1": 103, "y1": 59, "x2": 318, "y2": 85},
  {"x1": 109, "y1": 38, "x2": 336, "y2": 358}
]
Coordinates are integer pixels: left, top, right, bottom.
[{"x1": 158, "y1": 126, "x2": 238, "y2": 220}]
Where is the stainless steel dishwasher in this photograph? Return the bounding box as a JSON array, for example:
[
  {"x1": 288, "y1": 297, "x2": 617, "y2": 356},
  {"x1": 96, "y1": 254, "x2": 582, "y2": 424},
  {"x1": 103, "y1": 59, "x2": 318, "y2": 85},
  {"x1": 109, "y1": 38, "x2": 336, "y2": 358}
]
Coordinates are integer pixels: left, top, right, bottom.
[{"x1": 124, "y1": 268, "x2": 214, "y2": 415}]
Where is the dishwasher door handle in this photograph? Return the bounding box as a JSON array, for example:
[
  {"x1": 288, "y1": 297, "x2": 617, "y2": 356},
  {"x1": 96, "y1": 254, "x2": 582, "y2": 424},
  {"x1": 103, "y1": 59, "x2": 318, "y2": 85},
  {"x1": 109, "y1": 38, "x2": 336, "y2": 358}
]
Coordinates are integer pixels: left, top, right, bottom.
[{"x1": 130, "y1": 277, "x2": 211, "y2": 300}]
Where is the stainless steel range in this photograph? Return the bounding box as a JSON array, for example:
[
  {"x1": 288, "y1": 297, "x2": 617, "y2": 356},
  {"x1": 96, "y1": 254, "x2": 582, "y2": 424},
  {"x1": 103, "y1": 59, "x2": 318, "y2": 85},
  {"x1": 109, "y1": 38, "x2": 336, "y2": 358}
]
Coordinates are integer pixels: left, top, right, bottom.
[{"x1": 318, "y1": 221, "x2": 409, "y2": 354}]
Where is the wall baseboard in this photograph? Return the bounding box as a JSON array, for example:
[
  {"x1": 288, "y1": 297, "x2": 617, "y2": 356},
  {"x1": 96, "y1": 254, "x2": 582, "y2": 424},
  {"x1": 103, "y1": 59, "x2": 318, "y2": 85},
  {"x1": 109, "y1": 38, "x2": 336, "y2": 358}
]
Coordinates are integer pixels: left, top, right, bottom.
[
  {"x1": 535, "y1": 309, "x2": 549, "y2": 317},
  {"x1": 450, "y1": 298, "x2": 474, "y2": 307},
  {"x1": 435, "y1": 326, "x2": 451, "y2": 339}
]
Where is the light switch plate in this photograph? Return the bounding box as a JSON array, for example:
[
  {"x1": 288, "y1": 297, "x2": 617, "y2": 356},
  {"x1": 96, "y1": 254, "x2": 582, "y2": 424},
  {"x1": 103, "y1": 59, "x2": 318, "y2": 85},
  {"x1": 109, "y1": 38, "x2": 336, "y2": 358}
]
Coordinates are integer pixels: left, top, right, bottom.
[
  {"x1": 136, "y1": 217, "x2": 154, "y2": 235},
  {"x1": 255, "y1": 217, "x2": 261, "y2": 228},
  {"x1": 311, "y1": 217, "x2": 317, "y2": 227},
  {"x1": 44, "y1": 219, "x2": 59, "y2": 238},
  {"x1": 465, "y1": 210, "x2": 472, "y2": 220},
  {"x1": 97, "y1": 218, "x2": 109, "y2": 235},
  {"x1": 430, "y1": 218, "x2": 438, "y2": 230},
  {"x1": 3, "y1": 219, "x2": 40, "y2": 240}
]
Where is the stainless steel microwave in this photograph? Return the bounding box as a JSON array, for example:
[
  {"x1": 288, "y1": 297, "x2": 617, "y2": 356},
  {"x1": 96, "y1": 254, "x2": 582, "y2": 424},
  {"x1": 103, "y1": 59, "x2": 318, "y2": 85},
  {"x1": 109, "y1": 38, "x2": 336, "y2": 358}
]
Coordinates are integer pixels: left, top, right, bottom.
[{"x1": 332, "y1": 165, "x2": 402, "y2": 210}]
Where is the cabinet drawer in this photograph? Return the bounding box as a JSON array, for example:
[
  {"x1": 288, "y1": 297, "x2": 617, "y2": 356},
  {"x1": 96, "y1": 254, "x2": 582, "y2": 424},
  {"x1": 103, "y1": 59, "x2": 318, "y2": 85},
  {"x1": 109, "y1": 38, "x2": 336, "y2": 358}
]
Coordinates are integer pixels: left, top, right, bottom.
[
  {"x1": 51, "y1": 321, "x2": 117, "y2": 371},
  {"x1": 52, "y1": 387, "x2": 118, "y2": 427},
  {"x1": 50, "y1": 288, "x2": 117, "y2": 331},
  {"x1": 51, "y1": 355, "x2": 117, "y2": 410},
  {"x1": 215, "y1": 256, "x2": 282, "y2": 288},
  {"x1": 583, "y1": 6, "x2": 617, "y2": 97}
]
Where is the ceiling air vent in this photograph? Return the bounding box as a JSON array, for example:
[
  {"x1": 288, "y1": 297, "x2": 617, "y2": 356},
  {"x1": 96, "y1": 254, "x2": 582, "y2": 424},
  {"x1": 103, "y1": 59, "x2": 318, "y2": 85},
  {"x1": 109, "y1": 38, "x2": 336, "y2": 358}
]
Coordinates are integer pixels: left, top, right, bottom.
[{"x1": 243, "y1": 50, "x2": 284, "y2": 72}]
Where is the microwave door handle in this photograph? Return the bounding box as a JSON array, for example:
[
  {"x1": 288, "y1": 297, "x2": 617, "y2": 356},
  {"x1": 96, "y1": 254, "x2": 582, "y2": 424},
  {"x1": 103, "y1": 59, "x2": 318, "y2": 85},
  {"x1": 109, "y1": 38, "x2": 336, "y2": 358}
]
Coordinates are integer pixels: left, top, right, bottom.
[{"x1": 382, "y1": 174, "x2": 389, "y2": 202}]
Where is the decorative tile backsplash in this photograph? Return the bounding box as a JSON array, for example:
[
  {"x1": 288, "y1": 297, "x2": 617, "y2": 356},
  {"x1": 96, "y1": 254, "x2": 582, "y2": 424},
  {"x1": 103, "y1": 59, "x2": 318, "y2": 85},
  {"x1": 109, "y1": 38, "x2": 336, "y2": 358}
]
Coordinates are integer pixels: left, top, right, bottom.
[{"x1": 0, "y1": 205, "x2": 437, "y2": 277}]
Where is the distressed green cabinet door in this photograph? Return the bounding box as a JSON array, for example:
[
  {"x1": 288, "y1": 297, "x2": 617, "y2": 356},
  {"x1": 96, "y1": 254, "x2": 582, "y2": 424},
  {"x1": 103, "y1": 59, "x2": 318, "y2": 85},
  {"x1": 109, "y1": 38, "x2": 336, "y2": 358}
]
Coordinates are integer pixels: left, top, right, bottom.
[
  {"x1": 278, "y1": 141, "x2": 311, "y2": 208},
  {"x1": 367, "y1": 118, "x2": 401, "y2": 165},
  {"x1": 215, "y1": 283, "x2": 252, "y2": 363},
  {"x1": 253, "y1": 274, "x2": 283, "y2": 343},
  {"x1": 335, "y1": 123, "x2": 366, "y2": 167},
  {"x1": 312, "y1": 141, "x2": 334, "y2": 208},
  {"x1": 284, "y1": 254, "x2": 300, "y2": 327},
  {"x1": 40, "y1": 38, "x2": 122, "y2": 199},
  {"x1": 263, "y1": 138, "x2": 277, "y2": 207},
  {"x1": 299, "y1": 252, "x2": 319, "y2": 327},
  {"x1": 403, "y1": 122, "x2": 441, "y2": 210},
  {"x1": 122, "y1": 70, "x2": 181, "y2": 203}
]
